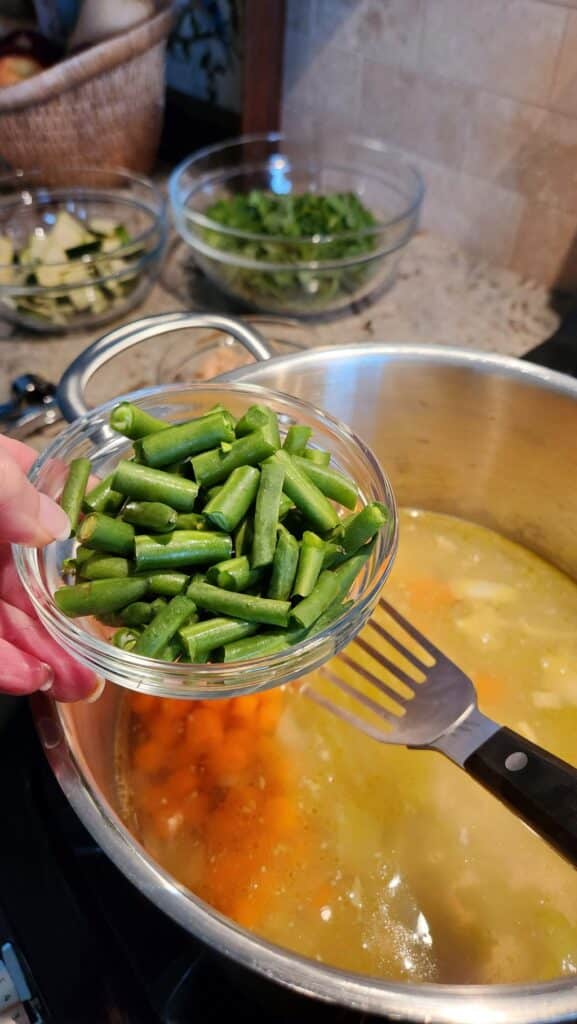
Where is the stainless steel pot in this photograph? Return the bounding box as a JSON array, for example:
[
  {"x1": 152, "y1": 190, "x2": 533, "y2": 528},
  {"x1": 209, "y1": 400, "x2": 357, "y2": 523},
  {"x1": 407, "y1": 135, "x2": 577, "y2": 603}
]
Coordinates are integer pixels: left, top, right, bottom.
[{"x1": 35, "y1": 313, "x2": 577, "y2": 1023}]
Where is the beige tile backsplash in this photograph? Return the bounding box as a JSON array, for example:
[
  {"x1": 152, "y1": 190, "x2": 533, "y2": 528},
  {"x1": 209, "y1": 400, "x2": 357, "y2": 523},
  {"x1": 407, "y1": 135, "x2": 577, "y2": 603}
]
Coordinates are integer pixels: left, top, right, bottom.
[{"x1": 282, "y1": 0, "x2": 577, "y2": 288}]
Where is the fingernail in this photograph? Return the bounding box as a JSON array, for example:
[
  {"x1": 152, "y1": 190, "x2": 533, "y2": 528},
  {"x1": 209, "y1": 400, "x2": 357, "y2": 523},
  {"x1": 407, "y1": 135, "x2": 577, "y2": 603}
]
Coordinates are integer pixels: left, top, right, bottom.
[
  {"x1": 38, "y1": 493, "x2": 71, "y2": 542},
  {"x1": 39, "y1": 663, "x2": 54, "y2": 691},
  {"x1": 81, "y1": 677, "x2": 106, "y2": 704}
]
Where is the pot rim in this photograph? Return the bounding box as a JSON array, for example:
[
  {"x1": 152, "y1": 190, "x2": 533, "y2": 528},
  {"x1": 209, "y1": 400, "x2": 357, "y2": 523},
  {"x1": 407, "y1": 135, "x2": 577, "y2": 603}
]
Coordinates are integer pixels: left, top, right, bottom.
[
  {"x1": 37, "y1": 343, "x2": 577, "y2": 1023},
  {"x1": 219, "y1": 339, "x2": 577, "y2": 401}
]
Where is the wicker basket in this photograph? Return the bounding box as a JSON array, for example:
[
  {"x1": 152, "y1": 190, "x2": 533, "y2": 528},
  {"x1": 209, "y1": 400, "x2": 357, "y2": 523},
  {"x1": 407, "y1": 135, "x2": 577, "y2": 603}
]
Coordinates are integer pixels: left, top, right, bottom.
[{"x1": 0, "y1": 7, "x2": 173, "y2": 177}]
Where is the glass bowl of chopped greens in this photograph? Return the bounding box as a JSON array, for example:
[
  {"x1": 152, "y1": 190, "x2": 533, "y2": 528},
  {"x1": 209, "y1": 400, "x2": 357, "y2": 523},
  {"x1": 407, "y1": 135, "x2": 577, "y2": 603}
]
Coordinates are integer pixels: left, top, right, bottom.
[
  {"x1": 169, "y1": 133, "x2": 424, "y2": 318},
  {"x1": 14, "y1": 382, "x2": 397, "y2": 700},
  {"x1": 0, "y1": 168, "x2": 166, "y2": 333}
]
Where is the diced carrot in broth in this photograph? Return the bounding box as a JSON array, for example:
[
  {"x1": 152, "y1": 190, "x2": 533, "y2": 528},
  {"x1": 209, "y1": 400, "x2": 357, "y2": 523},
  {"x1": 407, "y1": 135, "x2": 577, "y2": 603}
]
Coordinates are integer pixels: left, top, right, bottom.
[
  {"x1": 132, "y1": 739, "x2": 165, "y2": 775},
  {"x1": 262, "y1": 795, "x2": 298, "y2": 836},
  {"x1": 185, "y1": 707, "x2": 225, "y2": 754},
  {"x1": 256, "y1": 689, "x2": 283, "y2": 732},
  {"x1": 130, "y1": 691, "x2": 161, "y2": 717},
  {"x1": 159, "y1": 697, "x2": 190, "y2": 722},
  {"x1": 216, "y1": 728, "x2": 251, "y2": 777},
  {"x1": 406, "y1": 577, "x2": 456, "y2": 613},
  {"x1": 164, "y1": 767, "x2": 199, "y2": 800},
  {"x1": 227, "y1": 694, "x2": 260, "y2": 725}
]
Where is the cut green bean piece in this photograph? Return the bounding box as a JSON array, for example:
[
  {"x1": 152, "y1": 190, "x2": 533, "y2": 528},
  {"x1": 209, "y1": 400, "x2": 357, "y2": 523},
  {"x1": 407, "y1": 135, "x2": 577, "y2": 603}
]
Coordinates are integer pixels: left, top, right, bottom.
[
  {"x1": 187, "y1": 580, "x2": 290, "y2": 627},
  {"x1": 54, "y1": 577, "x2": 148, "y2": 618},
  {"x1": 150, "y1": 597, "x2": 168, "y2": 615},
  {"x1": 191, "y1": 430, "x2": 276, "y2": 488},
  {"x1": 59, "y1": 457, "x2": 91, "y2": 535},
  {"x1": 293, "y1": 531, "x2": 325, "y2": 598},
  {"x1": 113, "y1": 460, "x2": 199, "y2": 513},
  {"x1": 132, "y1": 595, "x2": 196, "y2": 658},
  {"x1": 252, "y1": 459, "x2": 285, "y2": 569},
  {"x1": 110, "y1": 402, "x2": 167, "y2": 440},
  {"x1": 179, "y1": 616, "x2": 257, "y2": 661},
  {"x1": 75, "y1": 545, "x2": 95, "y2": 566},
  {"x1": 292, "y1": 455, "x2": 359, "y2": 510},
  {"x1": 302, "y1": 448, "x2": 331, "y2": 467},
  {"x1": 139, "y1": 411, "x2": 235, "y2": 467},
  {"x1": 203, "y1": 465, "x2": 260, "y2": 532},
  {"x1": 206, "y1": 555, "x2": 263, "y2": 592},
  {"x1": 122, "y1": 500, "x2": 178, "y2": 533},
  {"x1": 163, "y1": 460, "x2": 189, "y2": 476},
  {"x1": 112, "y1": 627, "x2": 141, "y2": 651},
  {"x1": 134, "y1": 531, "x2": 232, "y2": 572},
  {"x1": 322, "y1": 541, "x2": 346, "y2": 570},
  {"x1": 120, "y1": 601, "x2": 154, "y2": 627},
  {"x1": 204, "y1": 485, "x2": 223, "y2": 502},
  {"x1": 61, "y1": 557, "x2": 77, "y2": 576},
  {"x1": 175, "y1": 512, "x2": 207, "y2": 531},
  {"x1": 332, "y1": 538, "x2": 376, "y2": 601},
  {"x1": 83, "y1": 473, "x2": 124, "y2": 516},
  {"x1": 271, "y1": 450, "x2": 339, "y2": 533},
  {"x1": 158, "y1": 638, "x2": 184, "y2": 662},
  {"x1": 307, "y1": 598, "x2": 353, "y2": 638},
  {"x1": 234, "y1": 516, "x2": 253, "y2": 557},
  {"x1": 268, "y1": 525, "x2": 299, "y2": 601},
  {"x1": 290, "y1": 570, "x2": 339, "y2": 630},
  {"x1": 221, "y1": 633, "x2": 290, "y2": 663},
  {"x1": 78, "y1": 513, "x2": 135, "y2": 556},
  {"x1": 278, "y1": 492, "x2": 294, "y2": 520},
  {"x1": 235, "y1": 404, "x2": 281, "y2": 449},
  {"x1": 282, "y1": 424, "x2": 311, "y2": 455},
  {"x1": 80, "y1": 554, "x2": 132, "y2": 580},
  {"x1": 146, "y1": 572, "x2": 190, "y2": 597},
  {"x1": 338, "y1": 502, "x2": 389, "y2": 554}
]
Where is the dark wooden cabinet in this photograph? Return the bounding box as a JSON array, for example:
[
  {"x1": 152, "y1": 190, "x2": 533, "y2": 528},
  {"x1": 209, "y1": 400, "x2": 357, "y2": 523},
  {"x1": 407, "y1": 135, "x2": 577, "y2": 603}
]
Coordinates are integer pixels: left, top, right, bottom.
[{"x1": 160, "y1": 0, "x2": 286, "y2": 162}]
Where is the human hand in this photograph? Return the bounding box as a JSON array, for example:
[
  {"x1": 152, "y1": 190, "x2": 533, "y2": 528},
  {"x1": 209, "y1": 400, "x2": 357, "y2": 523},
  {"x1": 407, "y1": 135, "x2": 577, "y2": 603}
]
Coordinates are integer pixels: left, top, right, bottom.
[{"x1": 0, "y1": 434, "x2": 99, "y2": 701}]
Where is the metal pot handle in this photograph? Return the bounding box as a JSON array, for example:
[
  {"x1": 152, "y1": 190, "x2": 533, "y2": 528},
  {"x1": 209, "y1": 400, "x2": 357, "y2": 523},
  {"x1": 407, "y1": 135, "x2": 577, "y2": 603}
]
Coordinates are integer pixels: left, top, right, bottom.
[{"x1": 57, "y1": 312, "x2": 274, "y2": 422}]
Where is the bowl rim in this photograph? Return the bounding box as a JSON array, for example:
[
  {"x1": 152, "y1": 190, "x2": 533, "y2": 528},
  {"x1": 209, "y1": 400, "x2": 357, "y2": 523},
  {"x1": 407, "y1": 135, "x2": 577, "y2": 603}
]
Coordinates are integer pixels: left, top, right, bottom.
[
  {"x1": 0, "y1": 166, "x2": 167, "y2": 274},
  {"x1": 169, "y1": 131, "x2": 425, "y2": 247},
  {"x1": 14, "y1": 380, "x2": 397, "y2": 699}
]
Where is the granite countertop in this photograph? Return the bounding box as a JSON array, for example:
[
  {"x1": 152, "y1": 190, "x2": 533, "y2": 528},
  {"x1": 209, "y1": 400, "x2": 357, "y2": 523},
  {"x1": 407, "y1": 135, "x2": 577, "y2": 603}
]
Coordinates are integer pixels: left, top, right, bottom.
[{"x1": 0, "y1": 231, "x2": 559, "y2": 452}]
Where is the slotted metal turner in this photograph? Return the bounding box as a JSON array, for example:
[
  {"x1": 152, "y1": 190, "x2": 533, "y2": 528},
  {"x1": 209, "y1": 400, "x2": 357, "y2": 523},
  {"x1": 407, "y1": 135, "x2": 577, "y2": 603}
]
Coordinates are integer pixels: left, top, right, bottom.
[{"x1": 305, "y1": 598, "x2": 577, "y2": 865}]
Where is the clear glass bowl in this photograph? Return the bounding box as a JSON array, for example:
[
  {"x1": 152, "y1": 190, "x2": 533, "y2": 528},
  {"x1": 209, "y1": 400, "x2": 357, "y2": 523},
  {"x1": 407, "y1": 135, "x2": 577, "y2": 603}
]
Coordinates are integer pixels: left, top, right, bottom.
[
  {"x1": 0, "y1": 168, "x2": 166, "y2": 334},
  {"x1": 14, "y1": 383, "x2": 397, "y2": 700},
  {"x1": 169, "y1": 133, "x2": 424, "y2": 318}
]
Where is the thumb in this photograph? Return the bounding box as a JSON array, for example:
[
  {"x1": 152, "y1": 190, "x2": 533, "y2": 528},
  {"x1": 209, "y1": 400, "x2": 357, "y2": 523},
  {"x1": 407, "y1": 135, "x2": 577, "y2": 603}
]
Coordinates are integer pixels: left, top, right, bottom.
[{"x1": 0, "y1": 446, "x2": 70, "y2": 546}]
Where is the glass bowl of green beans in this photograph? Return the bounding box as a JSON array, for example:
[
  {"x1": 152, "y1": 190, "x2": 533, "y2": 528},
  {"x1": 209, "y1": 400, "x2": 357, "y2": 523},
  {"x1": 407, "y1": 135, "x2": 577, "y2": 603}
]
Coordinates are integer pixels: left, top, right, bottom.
[{"x1": 14, "y1": 383, "x2": 397, "y2": 700}]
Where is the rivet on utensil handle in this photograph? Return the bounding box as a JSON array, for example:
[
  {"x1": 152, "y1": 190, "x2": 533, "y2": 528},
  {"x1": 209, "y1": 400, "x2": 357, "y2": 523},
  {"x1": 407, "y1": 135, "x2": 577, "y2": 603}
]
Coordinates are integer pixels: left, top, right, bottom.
[{"x1": 505, "y1": 752, "x2": 529, "y2": 772}]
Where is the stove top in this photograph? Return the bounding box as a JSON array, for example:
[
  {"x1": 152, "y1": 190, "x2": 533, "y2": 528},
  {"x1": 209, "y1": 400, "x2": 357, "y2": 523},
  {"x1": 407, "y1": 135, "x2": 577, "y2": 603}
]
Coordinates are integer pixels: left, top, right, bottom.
[{"x1": 0, "y1": 322, "x2": 573, "y2": 1024}]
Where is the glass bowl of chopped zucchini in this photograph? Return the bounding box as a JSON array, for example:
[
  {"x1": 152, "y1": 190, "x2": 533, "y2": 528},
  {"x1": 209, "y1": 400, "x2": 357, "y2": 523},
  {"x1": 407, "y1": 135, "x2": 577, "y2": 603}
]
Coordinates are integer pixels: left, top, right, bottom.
[
  {"x1": 14, "y1": 383, "x2": 397, "y2": 699},
  {"x1": 169, "y1": 133, "x2": 423, "y2": 318},
  {"x1": 0, "y1": 168, "x2": 166, "y2": 333}
]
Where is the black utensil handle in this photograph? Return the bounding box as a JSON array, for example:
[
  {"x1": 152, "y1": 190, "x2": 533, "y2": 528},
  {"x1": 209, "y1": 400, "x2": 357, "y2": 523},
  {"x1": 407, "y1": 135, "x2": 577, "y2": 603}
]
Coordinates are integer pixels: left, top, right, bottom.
[
  {"x1": 465, "y1": 727, "x2": 577, "y2": 864},
  {"x1": 523, "y1": 305, "x2": 577, "y2": 374}
]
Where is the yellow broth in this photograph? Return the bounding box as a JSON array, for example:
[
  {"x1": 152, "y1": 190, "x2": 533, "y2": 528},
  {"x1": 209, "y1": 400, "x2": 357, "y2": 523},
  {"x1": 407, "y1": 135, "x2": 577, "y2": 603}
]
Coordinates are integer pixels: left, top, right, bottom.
[{"x1": 117, "y1": 510, "x2": 577, "y2": 984}]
